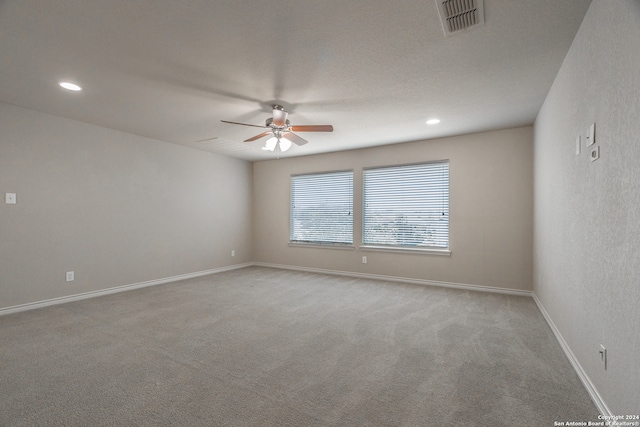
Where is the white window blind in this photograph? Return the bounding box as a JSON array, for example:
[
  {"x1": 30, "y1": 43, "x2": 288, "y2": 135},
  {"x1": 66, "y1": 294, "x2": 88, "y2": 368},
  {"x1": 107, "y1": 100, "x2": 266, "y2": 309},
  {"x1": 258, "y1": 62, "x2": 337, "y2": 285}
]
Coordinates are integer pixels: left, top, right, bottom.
[
  {"x1": 363, "y1": 161, "x2": 449, "y2": 249},
  {"x1": 290, "y1": 171, "x2": 353, "y2": 245}
]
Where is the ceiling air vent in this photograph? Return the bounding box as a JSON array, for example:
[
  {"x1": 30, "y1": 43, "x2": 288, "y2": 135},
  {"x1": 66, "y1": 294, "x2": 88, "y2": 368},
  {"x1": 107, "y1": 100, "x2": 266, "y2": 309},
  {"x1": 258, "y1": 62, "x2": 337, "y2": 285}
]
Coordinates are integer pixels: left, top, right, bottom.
[{"x1": 435, "y1": 0, "x2": 484, "y2": 36}]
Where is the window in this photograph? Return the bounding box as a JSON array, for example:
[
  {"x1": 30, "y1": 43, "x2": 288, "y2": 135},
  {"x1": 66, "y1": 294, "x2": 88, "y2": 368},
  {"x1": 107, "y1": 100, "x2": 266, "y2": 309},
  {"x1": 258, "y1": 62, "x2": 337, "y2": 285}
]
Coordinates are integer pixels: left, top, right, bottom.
[
  {"x1": 363, "y1": 161, "x2": 449, "y2": 249},
  {"x1": 290, "y1": 170, "x2": 354, "y2": 245}
]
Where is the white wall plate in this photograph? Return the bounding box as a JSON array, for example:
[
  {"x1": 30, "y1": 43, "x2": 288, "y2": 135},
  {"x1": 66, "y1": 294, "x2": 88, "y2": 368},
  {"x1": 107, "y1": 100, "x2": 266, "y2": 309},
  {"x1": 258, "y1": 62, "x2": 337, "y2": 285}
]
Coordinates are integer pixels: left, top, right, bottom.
[
  {"x1": 5, "y1": 193, "x2": 17, "y2": 204},
  {"x1": 586, "y1": 123, "x2": 596, "y2": 147}
]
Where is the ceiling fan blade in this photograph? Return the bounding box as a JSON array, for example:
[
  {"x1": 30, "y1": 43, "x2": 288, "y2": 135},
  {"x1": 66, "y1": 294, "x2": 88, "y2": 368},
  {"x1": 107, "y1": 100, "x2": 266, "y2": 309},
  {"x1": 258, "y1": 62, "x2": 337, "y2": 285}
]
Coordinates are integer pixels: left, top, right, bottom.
[
  {"x1": 221, "y1": 120, "x2": 268, "y2": 129},
  {"x1": 272, "y1": 106, "x2": 288, "y2": 127},
  {"x1": 283, "y1": 131, "x2": 308, "y2": 146},
  {"x1": 289, "y1": 125, "x2": 334, "y2": 132},
  {"x1": 244, "y1": 131, "x2": 272, "y2": 142}
]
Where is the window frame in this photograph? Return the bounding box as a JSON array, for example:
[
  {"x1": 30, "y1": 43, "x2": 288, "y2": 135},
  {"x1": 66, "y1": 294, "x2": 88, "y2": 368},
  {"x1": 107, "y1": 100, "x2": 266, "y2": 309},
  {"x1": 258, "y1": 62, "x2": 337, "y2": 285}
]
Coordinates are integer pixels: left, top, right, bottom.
[
  {"x1": 361, "y1": 160, "x2": 451, "y2": 256},
  {"x1": 289, "y1": 169, "x2": 355, "y2": 248}
]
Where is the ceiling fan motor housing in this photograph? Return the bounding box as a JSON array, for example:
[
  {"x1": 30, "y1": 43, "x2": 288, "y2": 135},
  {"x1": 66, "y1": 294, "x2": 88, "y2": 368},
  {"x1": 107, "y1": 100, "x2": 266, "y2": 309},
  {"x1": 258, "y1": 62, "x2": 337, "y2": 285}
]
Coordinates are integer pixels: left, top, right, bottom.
[{"x1": 265, "y1": 117, "x2": 291, "y2": 129}]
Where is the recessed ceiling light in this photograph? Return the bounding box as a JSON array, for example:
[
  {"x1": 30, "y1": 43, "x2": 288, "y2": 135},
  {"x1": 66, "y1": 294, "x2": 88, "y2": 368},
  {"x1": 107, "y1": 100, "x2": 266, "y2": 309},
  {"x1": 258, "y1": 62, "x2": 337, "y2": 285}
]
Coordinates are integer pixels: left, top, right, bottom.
[
  {"x1": 426, "y1": 118, "x2": 440, "y2": 125},
  {"x1": 59, "y1": 81, "x2": 82, "y2": 91}
]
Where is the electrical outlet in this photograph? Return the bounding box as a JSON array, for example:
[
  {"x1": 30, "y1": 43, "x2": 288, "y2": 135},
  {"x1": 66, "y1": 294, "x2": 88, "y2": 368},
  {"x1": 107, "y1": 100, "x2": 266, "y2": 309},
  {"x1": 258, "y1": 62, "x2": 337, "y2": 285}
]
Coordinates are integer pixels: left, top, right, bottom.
[
  {"x1": 362, "y1": 256, "x2": 367, "y2": 264},
  {"x1": 599, "y1": 344, "x2": 607, "y2": 370},
  {"x1": 231, "y1": 250, "x2": 235, "y2": 257},
  {"x1": 66, "y1": 271, "x2": 74, "y2": 282}
]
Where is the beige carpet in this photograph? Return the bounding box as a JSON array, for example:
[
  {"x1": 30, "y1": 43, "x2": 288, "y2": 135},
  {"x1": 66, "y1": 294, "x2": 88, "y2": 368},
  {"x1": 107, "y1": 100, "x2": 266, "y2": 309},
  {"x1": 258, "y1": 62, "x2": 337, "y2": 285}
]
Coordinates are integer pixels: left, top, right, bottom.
[{"x1": 1, "y1": 266, "x2": 599, "y2": 426}]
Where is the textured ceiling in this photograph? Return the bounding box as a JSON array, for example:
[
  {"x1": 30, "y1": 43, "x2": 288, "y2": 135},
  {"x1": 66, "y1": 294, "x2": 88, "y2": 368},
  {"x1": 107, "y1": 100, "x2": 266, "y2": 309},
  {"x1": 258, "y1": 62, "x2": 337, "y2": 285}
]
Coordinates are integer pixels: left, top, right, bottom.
[{"x1": 0, "y1": 0, "x2": 591, "y2": 161}]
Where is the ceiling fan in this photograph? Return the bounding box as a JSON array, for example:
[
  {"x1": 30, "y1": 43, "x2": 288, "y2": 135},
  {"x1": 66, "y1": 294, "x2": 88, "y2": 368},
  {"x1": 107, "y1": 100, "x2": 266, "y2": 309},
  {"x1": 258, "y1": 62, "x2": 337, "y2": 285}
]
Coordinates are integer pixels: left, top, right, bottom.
[{"x1": 221, "y1": 104, "x2": 333, "y2": 152}]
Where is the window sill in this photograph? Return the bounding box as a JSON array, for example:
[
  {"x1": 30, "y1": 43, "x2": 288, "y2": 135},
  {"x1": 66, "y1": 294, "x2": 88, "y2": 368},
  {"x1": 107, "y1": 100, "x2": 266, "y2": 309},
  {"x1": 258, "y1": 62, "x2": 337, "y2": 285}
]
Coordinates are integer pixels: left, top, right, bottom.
[
  {"x1": 359, "y1": 245, "x2": 451, "y2": 256},
  {"x1": 289, "y1": 242, "x2": 356, "y2": 251}
]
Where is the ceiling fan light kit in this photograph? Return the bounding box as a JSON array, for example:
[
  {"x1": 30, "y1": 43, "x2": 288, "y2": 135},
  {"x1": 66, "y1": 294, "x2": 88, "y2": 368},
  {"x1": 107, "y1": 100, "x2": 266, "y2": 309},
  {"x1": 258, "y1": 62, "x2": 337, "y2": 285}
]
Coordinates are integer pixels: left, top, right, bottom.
[
  {"x1": 221, "y1": 104, "x2": 333, "y2": 153},
  {"x1": 262, "y1": 137, "x2": 279, "y2": 152},
  {"x1": 278, "y1": 137, "x2": 292, "y2": 152}
]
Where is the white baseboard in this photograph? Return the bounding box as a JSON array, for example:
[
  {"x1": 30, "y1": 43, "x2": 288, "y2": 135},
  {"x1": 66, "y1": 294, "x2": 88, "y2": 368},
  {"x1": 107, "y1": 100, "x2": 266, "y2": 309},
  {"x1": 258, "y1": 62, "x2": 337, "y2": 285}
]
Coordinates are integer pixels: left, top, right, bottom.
[
  {"x1": 3, "y1": 261, "x2": 607, "y2": 415},
  {"x1": 532, "y1": 293, "x2": 611, "y2": 416},
  {"x1": 254, "y1": 262, "x2": 533, "y2": 297},
  {"x1": 0, "y1": 262, "x2": 253, "y2": 316}
]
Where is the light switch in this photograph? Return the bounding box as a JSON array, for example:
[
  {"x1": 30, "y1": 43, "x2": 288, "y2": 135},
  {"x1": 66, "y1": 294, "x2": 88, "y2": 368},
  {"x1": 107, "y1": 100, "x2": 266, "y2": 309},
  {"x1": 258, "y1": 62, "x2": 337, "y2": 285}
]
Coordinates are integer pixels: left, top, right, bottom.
[
  {"x1": 5, "y1": 193, "x2": 16, "y2": 204},
  {"x1": 586, "y1": 123, "x2": 596, "y2": 147}
]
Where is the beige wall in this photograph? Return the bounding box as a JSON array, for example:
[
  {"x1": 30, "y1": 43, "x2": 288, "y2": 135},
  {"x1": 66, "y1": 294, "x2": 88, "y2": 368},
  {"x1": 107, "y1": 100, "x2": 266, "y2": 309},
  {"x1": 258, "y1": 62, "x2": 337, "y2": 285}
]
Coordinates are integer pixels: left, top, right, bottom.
[
  {"x1": 534, "y1": 0, "x2": 640, "y2": 414},
  {"x1": 0, "y1": 103, "x2": 253, "y2": 310},
  {"x1": 254, "y1": 126, "x2": 533, "y2": 291}
]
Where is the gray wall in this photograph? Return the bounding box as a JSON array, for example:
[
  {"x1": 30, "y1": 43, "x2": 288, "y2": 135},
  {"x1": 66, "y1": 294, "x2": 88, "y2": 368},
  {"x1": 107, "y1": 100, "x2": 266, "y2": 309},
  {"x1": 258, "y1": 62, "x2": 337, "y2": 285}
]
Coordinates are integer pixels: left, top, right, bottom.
[
  {"x1": 0, "y1": 102, "x2": 253, "y2": 310},
  {"x1": 534, "y1": 0, "x2": 640, "y2": 414},
  {"x1": 254, "y1": 126, "x2": 533, "y2": 291}
]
